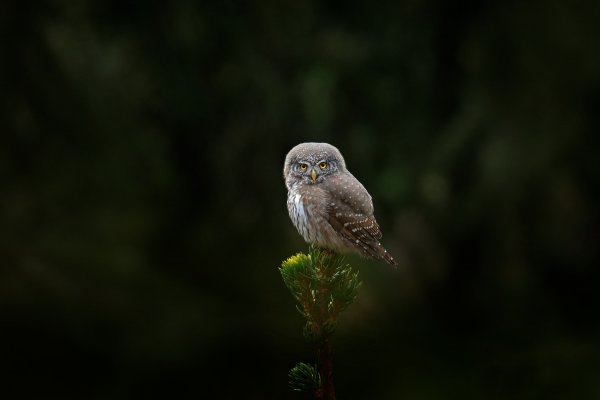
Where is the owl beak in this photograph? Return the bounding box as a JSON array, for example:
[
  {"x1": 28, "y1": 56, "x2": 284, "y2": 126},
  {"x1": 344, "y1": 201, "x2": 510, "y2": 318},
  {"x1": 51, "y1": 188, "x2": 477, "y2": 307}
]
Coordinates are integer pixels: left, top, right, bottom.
[{"x1": 311, "y1": 169, "x2": 317, "y2": 182}]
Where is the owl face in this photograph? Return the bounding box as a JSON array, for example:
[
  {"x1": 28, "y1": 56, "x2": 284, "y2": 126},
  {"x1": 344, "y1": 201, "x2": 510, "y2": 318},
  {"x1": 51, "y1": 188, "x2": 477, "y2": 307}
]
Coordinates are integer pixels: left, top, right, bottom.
[{"x1": 284, "y1": 142, "x2": 347, "y2": 187}]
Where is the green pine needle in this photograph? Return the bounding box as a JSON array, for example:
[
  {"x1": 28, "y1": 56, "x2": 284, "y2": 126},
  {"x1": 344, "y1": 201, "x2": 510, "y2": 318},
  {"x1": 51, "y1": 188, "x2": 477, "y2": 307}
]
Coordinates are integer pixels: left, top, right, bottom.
[
  {"x1": 288, "y1": 362, "x2": 321, "y2": 393},
  {"x1": 279, "y1": 246, "x2": 361, "y2": 341},
  {"x1": 281, "y1": 246, "x2": 361, "y2": 396}
]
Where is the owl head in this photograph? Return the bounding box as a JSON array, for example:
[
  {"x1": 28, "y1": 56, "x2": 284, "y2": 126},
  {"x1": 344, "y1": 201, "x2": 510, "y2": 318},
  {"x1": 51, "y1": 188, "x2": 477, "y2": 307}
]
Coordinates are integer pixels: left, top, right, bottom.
[{"x1": 284, "y1": 142, "x2": 347, "y2": 187}]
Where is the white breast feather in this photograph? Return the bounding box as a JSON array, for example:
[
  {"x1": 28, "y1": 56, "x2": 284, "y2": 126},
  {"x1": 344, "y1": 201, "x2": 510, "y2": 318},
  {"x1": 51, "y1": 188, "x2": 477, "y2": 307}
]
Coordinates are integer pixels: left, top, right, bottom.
[{"x1": 288, "y1": 191, "x2": 310, "y2": 241}]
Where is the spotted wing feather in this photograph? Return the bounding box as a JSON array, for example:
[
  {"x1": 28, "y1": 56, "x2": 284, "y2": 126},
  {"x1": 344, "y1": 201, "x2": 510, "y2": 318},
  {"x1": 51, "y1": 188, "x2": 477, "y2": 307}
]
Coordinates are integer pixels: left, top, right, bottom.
[{"x1": 325, "y1": 173, "x2": 397, "y2": 265}]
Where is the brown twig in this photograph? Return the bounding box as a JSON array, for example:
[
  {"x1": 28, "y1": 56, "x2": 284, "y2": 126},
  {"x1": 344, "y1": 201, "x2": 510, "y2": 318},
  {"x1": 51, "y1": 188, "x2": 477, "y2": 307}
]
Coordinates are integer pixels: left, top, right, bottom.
[{"x1": 316, "y1": 339, "x2": 336, "y2": 400}]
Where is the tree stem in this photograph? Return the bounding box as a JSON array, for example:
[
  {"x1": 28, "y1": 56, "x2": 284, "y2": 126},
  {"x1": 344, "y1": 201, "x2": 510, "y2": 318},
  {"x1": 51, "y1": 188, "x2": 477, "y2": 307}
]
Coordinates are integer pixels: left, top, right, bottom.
[{"x1": 317, "y1": 339, "x2": 336, "y2": 400}]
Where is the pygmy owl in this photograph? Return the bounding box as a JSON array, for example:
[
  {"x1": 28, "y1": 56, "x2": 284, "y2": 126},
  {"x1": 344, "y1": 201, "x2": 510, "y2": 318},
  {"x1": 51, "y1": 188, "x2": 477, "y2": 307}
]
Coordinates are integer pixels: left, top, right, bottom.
[{"x1": 284, "y1": 142, "x2": 397, "y2": 266}]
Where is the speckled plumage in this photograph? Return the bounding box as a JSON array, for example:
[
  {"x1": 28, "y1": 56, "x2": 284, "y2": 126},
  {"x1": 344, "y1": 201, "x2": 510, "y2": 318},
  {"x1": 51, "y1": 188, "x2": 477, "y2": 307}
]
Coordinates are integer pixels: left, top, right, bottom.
[{"x1": 284, "y1": 142, "x2": 397, "y2": 266}]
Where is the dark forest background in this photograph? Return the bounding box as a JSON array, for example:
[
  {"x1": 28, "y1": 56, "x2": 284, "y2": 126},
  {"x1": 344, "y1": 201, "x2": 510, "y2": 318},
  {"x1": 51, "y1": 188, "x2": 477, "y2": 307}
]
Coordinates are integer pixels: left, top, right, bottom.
[{"x1": 2, "y1": 1, "x2": 599, "y2": 399}]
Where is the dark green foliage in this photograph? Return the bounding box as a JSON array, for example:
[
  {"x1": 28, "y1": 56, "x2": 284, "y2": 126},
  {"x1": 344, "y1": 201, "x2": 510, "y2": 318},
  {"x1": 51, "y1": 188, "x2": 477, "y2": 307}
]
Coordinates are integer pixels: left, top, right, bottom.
[
  {"x1": 280, "y1": 247, "x2": 361, "y2": 397},
  {"x1": 280, "y1": 247, "x2": 361, "y2": 343},
  {"x1": 289, "y1": 362, "x2": 321, "y2": 393}
]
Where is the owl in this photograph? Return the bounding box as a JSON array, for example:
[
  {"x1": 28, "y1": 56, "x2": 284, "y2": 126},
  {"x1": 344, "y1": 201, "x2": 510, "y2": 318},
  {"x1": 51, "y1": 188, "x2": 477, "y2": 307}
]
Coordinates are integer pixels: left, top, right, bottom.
[{"x1": 284, "y1": 142, "x2": 397, "y2": 266}]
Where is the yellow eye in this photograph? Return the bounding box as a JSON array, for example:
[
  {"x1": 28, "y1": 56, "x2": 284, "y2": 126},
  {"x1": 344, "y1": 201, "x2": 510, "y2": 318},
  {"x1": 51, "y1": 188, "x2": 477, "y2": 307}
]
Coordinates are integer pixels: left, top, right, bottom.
[
  {"x1": 319, "y1": 162, "x2": 327, "y2": 169},
  {"x1": 299, "y1": 163, "x2": 308, "y2": 171}
]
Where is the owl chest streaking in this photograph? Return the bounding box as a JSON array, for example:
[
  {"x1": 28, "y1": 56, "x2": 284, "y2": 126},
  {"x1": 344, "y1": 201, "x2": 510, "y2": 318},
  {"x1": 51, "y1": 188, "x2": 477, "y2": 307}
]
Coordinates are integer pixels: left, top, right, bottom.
[{"x1": 284, "y1": 142, "x2": 397, "y2": 266}]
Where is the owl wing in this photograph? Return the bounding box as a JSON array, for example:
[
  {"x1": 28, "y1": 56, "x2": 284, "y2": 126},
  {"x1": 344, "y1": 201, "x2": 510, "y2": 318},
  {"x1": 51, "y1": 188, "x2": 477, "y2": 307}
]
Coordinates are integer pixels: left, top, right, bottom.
[
  {"x1": 325, "y1": 172, "x2": 383, "y2": 243},
  {"x1": 321, "y1": 172, "x2": 397, "y2": 266},
  {"x1": 327, "y1": 206, "x2": 382, "y2": 240}
]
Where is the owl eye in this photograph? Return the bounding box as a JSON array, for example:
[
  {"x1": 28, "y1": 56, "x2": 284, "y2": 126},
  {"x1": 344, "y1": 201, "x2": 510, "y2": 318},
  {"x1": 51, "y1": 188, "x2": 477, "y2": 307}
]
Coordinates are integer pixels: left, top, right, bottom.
[
  {"x1": 299, "y1": 163, "x2": 308, "y2": 171},
  {"x1": 319, "y1": 162, "x2": 327, "y2": 169}
]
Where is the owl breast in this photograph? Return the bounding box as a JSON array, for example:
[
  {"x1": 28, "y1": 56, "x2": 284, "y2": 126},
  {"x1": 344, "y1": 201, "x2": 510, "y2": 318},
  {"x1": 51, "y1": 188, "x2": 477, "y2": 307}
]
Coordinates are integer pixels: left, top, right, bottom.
[
  {"x1": 287, "y1": 190, "x2": 311, "y2": 241},
  {"x1": 286, "y1": 184, "x2": 350, "y2": 252}
]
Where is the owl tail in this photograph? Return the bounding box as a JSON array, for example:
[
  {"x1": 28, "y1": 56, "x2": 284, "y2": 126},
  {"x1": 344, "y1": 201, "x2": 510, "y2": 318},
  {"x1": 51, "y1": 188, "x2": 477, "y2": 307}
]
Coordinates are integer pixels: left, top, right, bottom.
[
  {"x1": 367, "y1": 241, "x2": 398, "y2": 267},
  {"x1": 380, "y1": 245, "x2": 398, "y2": 266}
]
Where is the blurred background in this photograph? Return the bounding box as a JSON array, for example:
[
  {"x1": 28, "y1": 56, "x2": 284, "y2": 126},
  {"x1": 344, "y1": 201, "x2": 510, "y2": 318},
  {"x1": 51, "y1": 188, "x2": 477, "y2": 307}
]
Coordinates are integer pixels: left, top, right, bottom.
[{"x1": 2, "y1": 1, "x2": 599, "y2": 399}]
